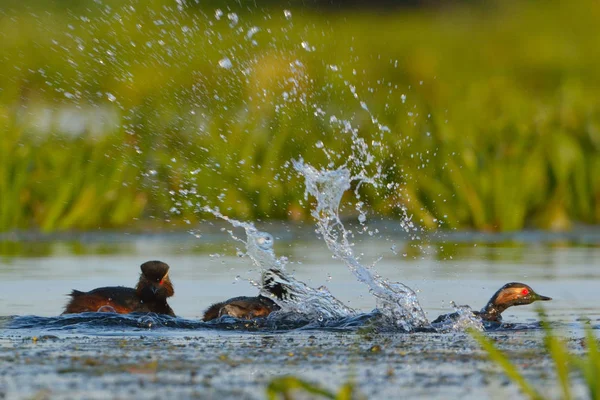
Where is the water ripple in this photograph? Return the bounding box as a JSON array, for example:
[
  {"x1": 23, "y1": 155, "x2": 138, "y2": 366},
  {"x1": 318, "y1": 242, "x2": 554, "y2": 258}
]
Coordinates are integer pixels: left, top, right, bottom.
[{"x1": 0, "y1": 311, "x2": 576, "y2": 337}]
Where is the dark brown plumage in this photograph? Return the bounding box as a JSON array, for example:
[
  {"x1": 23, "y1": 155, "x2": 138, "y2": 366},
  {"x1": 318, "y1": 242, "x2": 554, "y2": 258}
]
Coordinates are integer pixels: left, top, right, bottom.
[
  {"x1": 202, "y1": 268, "x2": 289, "y2": 321},
  {"x1": 202, "y1": 295, "x2": 280, "y2": 321},
  {"x1": 63, "y1": 261, "x2": 175, "y2": 316}
]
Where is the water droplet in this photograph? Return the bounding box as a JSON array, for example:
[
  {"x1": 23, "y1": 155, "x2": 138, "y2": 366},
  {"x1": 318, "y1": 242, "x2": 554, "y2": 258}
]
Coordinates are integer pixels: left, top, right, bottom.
[
  {"x1": 218, "y1": 57, "x2": 232, "y2": 69},
  {"x1": 246, "y1": 26, "x2": 260, "y2": 39},
  {"x1": 256, "y1": 233, "x2": 273, "y2": 250},
  {"x1": 106, "y1": 93, "x2": 116, "y2": 102},
  {"x1": 301, "y1": 41, "x2": 313, "y2": 52},
  {"x1": 283, "y1": 10, "x2": 292, "y2": 19},
  {"x1": 227, "y1": 13, "x2": 238, "y2": 26}
]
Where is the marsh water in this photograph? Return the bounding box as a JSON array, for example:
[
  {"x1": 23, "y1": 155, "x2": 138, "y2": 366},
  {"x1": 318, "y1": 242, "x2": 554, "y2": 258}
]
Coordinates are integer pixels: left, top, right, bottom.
[{"x1": 1, "y1": 229, "x2": 599, "y2": 399}]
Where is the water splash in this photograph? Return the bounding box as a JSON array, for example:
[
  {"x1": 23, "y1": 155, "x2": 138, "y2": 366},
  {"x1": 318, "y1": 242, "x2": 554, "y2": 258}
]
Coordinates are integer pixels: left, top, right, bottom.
[
  {"x1": 202, "y1": 206, "x2": 355, "y2": 320},
  {"x1": 2, "y1": 312, "x2": 552, "y2": 336},
  {"x1": 80, "y1": 4, "x2": 447, "y2": 332},
  {"x1": 431, "y1": 302, "x2": 485, "y2": 333},
  {"x1": 293, "y1": 159, "x2": 430, "y2": 332}
]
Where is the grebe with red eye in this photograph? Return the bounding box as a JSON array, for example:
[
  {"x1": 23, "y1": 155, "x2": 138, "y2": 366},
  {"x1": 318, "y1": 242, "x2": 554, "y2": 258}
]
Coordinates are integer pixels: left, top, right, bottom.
[
  {"x1": 63, "y1": 261, "x2": 175, "y2": 316},
  {"x1": 431, "y1": 282, "x2": 551, "y2": 324}
]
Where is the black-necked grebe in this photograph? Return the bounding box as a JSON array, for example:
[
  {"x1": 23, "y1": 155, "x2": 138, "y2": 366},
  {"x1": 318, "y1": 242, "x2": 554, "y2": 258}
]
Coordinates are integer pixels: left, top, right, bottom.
[
  {"x1": 202, "y1": 268, "x2": 289, "y2": 321},
  {"x1": 63, "y1": 260, "x2": 175, "y2": 316},
  {"x1": 203, "y1": 295, "x2": 280, "y2": 321},
  {"x1": 432, "y1": 282, "x2": 551, "y2": 324}
]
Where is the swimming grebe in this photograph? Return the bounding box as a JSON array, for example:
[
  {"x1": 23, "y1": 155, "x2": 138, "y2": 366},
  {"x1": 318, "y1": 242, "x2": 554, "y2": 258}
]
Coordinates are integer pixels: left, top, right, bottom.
[
  {"x1": 203, "y1": 295, "x2": 279, "y2": 321},
  {"x1": 63, "y1": 260, "x2": 175, "y2": 316},
  {"x1": 431, "y1": 282, "x2": 551, "y2": 324},
  {"x1": 202, "y1": 268, "x2": 289, "y2": 321}
]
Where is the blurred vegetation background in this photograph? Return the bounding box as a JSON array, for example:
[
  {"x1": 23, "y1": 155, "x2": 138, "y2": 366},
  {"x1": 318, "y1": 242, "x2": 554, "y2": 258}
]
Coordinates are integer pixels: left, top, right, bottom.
[{"x1": 1, "y1": 0, "x2": 599, "y2": 233}]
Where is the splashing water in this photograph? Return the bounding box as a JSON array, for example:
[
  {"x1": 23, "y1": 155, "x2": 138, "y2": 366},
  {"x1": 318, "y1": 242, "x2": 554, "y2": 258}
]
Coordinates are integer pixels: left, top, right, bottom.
[
  {"x1": 292, "y1": 159, "x2": 431, "y2": 331},
  {"x1": 431, "y1": 302, "x2": 485, "y2": 333},
  {"x1": 449, "y1": 302, "x2": 485, "y2": 332},
  {"x1": 90, "y1": 6, "x2": 452, "y2": 331},
  {"x1": 202, "y1": 206, "x2": 355, "y2": 320},
  {"x1": 179, "y1": 7, "x2": 433, "y2": 330}
]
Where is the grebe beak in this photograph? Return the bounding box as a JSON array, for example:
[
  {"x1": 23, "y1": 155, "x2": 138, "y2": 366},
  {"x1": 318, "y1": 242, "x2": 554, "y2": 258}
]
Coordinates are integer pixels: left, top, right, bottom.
[{"x1": 536, "y1": 294, "x2": 552, "y2": 301}]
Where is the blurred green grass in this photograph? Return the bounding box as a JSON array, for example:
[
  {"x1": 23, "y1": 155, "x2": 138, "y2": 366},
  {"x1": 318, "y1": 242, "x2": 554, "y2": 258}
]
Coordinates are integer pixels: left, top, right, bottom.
[
  {"x1": 1, "y1": 0, "x2": 599, "y2": 232},
  {"x1": 472, "y1": 315, "x2": 600, "y2": 399}
]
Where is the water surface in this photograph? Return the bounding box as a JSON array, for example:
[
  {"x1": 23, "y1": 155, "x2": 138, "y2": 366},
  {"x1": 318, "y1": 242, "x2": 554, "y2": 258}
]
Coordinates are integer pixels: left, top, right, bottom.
[
  {"x1": 1, "y1": 232, "x2": 599, "y2": 399},
  {"x1": 1, "y1": 232, "x2": 598, "y2": 326}
]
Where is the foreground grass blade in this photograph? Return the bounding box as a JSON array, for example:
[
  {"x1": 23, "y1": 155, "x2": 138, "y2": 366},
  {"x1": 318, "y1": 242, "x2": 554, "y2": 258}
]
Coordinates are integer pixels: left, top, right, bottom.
[
  {"x1": 470, "y1": 330, "x2": 543, "y2": 400},
  {"x1": 266, "y1": 376, "x2": 337, "y2": 400},
  {"x1": 544, "y1": 329, "x2": 572, "y2": 400},
  {"x1": 573, "y1": 327, "x2": 600, "y2": 400},
  {"x1": 266, "y1": 376, "x2": 358, "y2": 400}
]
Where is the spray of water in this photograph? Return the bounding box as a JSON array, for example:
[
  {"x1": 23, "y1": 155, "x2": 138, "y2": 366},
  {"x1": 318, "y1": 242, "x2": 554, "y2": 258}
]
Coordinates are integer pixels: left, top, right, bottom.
[
  {"x1": 292, "y1": 159, "x2": 431, "y2": 331},
  {"x1": 203, "y1": 206, "x2": 355, "y2": 320},
  {"x1": 176, "y1": 8, "x2": 435, "y2": 331},
  {"x1": 67, "y1": 5, "x2": 475, "y2": 332},
  {"x1": 432, "y1": 302, "x2": 485, "y2": 332}
]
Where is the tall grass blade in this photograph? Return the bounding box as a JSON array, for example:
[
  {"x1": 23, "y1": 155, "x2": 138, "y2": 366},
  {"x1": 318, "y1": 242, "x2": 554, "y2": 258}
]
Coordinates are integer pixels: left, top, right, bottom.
[
  {"x1": 470, "y1": 330, "x2": 544, "y2": 400},
  {"x1": 266, "y1": 376, "x2": 337, "y2": 400},
  {"x1": 543, "y1": 326, "x2": 572, "y2": 400},
  {"x1": 572, "y1": 327, "x2": 600, "y2": 400}
]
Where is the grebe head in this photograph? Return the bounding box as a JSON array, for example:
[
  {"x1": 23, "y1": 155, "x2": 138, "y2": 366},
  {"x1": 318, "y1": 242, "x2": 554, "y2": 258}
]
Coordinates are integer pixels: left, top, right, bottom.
[
  {"x1": 137, "y1": 260, "x2": 174, "y2": 300},
  {"x1": 490, "y1": 282, "x2": 551, "y2": 308}
]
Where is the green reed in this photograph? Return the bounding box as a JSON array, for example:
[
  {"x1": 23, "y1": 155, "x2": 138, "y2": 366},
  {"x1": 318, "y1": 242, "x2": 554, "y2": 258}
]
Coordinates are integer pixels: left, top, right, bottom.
[
  {"x1": 471, "y1": 319, "x2": 600, "y2": 399},
  {"x1": 266, "y1": 376, "x2": 358, "y2": 400},
  {"x1": 1, "y1": 0, "x2": 599, "y2": 232}
]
